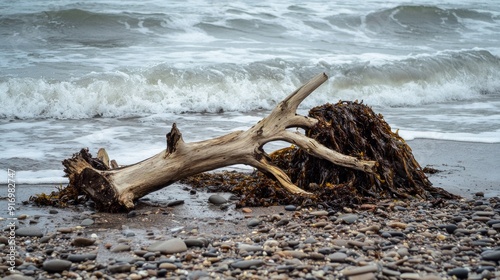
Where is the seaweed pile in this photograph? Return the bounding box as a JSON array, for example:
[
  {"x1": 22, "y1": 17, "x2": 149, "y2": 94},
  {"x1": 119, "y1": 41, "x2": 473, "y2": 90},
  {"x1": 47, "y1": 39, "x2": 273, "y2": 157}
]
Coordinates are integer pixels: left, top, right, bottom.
[{"x1": 185, "y1": 101, "x2": 457, "y2": 208}]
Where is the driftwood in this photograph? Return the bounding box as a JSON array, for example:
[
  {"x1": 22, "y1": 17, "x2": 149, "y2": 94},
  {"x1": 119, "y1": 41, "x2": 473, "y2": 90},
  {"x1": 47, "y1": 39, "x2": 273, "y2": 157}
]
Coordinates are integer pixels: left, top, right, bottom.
[{"x1": 62, "y1": 73, "x2": 378, "y2": 212}]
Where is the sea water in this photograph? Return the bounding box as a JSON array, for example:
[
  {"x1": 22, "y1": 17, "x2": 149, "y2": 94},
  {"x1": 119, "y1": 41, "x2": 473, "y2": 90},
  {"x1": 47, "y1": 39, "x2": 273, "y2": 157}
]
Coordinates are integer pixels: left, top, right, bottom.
[{"x1": 1, "y1": 0, "x2": 500, "y2": 184}]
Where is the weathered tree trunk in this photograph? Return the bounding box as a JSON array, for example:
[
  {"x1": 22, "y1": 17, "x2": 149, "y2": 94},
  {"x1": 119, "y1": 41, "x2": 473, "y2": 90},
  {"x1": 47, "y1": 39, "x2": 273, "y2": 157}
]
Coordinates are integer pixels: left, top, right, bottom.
[{"x1": 63, "y1": 73, "x2": 376, "y2": 212}]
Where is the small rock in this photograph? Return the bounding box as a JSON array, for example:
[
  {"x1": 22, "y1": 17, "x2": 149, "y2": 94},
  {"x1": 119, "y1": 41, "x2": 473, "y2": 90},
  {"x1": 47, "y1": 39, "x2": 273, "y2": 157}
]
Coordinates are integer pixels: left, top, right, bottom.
[
  {"x1": 342, "y1": 264, "x2": 379, "y2": 276},
  {"x1": 328, "y1": 252, "x2": 348, "y2": 262},
  {"x1": 15, "y1": 226, "x2": 43, "y2": 237},
  {"x1": 108, "y1": 264, "x2": 132, "y2": 273},
  {"x1": 475, "y1": 191, "x2": 484, "y2": 197},
  {"x1": 230, "y1": 260, "x2": 265, "y2": 269},
  {"x1": 72, "y1": 237, "x2": 96, "y2": 247},
  {"x1": 159, "y1": 262, "x2": 177, "y2": 270},
  {"x1": 340, "y1": 214, "x2": 358, "y2": 224},
  {"x1": 0, "y1": 236, "x2": 8, "y2": 244},
  {"x1": 81, "y1": 218, "x2": 94, "y2": 226},
  {"x1": 67, "y1": 253, "x2": 97, "y2": 263},
  {"x1": 184, "y1": 238, "x2": 207, "y2": 247},
  {"x1": 111, "y1": 244, "x2": 131, "y2": 253},
  {"x1": 482, "y1": 250, "x2": 500, "y2": 262},
  {"x1": 247, "y1": 218, "x2": 261, "y2": 227},
  {"x1": 166, "y1": 200, "x2": 184, "y2": 207},
  {"x1": 284, "y1": 205, "x2": 297, "y2": 211},
  {"x1": 49, "y1": 209, "x2": 59, "y2": 214},
  {"x1": 208, "y1": 194, "x2": 227, "y2": 205},
  {"x1": 310, "y1": 210, "x2": 329, "y2": 216},
  {"x1": 239, "y1": 244, "x2": 264, "y2": 252},
  {"x1": 147, "y1": 238, "x2": 187, "y2": 254},
  {"x1": 242, "y1": 207, "x2": 252, "y2": 213},
  {"x1": 280, "y1": 250, "x2": 308, "y2": 259},
  {"x1": 43, "y1": 259, "x2": 72, "y2": 273},
  {"x1": 447, "y1": 268, "x2": 469, "y2": 279},
  {"x1": 444, "y1": 224, "x2": 458, "y2": 234}
]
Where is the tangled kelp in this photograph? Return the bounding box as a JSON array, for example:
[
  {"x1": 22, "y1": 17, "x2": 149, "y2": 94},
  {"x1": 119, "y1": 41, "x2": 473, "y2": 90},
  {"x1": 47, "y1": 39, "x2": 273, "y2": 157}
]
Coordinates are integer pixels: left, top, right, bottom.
[{"x1": 185, "y1": 101, "x2": 457, "y2": 208}]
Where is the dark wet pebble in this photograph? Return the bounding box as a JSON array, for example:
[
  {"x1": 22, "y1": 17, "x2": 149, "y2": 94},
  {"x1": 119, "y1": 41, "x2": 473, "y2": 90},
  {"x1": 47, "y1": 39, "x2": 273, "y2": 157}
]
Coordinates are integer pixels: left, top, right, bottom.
[
  {"x1": 444, "y1": 224, "x2": 458, "y2": 234},
  {"x1": 448, "y1": 268, "x2": 469, "y2": 279},
  {"x1": 284, "y1": 205, "x2": 297, "y2": 211},
  {"x1": 127, "y1": 211, "x2": 138, "y2": 218},
  {"x1": 15, "y1": 226, "x2": 43, "y2": 237},
  {"x1": 72, "y1": 237, "x2": 96, "y2": 247},
  {"x1": 230, "y1": 260, "x2": 265, "y2": 269},
  {"x1": 67, "y1": 253, "x2": 97, "y2": 263},
  {"x1": 184, "y1": 238, "x2": 207, "y2": 247},
  {"x1": 481, "y1": 250, "x2": 500, "y2": 262},
  {"x1": 475, "y1": 192, "x2": 485, "y2": 197},
  {"x1": 80, "y1": 218, "x2": 94, "y2": 226},
  {"x1": 486, "y1": 220, "x2": 500, "y2": 227},
  {"x1": 343, "y1": 264, "x2": 378, "y2": 276},
  {"x1": 208, "y1": 194, "x2": 227, "y2": 205},
  {"x1": 42, "y1": 259, "x2": 72, "y2": 272},
  {"x1": 49, "y1": 209, "x2": 58, "y2": 214},
  {"x1": 0, "y1": 236, "x2": 8, "y2": 244}
]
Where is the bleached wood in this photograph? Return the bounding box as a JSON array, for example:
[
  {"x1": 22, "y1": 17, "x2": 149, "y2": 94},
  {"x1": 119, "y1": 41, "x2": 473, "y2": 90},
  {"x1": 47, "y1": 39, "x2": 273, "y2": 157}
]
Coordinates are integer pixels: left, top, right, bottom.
[{"x1": 63, "y1": 73, "x2": 376, "y2": 212}]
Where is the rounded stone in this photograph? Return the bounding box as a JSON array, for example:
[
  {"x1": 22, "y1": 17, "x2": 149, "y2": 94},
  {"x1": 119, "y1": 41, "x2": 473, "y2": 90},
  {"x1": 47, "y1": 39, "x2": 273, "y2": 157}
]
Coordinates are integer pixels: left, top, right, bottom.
[
  {"x1": 246, "y1": 218, "x2": 261, "y2": 227},
  {"x1": 147, "y1": 238, "x2": 188, "y2": 254},
  {"x1": 15, "y1": 226, "x2": 43, "y2": 237},
  {"x1": 80, "y1": 218, "x2": 94, "y2": 226},
  {"x1": 444, "y1": 224, "x2": 458, "y2": 234},
  {"x1": 67, "y1": 253, "x2": 97, "y2": 263},
  {"x1": 340, "y1": 214, "x2": 358, "y2": 224},
  {"x1": 208, "y1": 194, "x2": 227, "y2": 205},
  {"x1": 111, "y1": 244, "x2": 131, "y2": 253},
  {"x1": 184, "y1": 238, "x2": 207, "y2": 247},
  {"x1": 328, "y1": 252, "x2": 348, "y2": 262},
  {"x1": 284, "y1": 205, "x2": 297, "y2": 211},
  {"x1": 42, "y1": 259, "x2": 72, "y2": 273},
  {"x1": 482, "y1": 250, "x2": 500, "y2": 262},
  {"x1": 72, "y1": 237, "x2": 96, "y2": 247},
  {"x1": 230, "y1": 260, "x2": 265, "y2": 269},
  {"x1": 108, "y1": 264, "x2": 132, "y2": 273},
  {"x1": 447, "y1": 268, "x2": 469, "y2": 279}
]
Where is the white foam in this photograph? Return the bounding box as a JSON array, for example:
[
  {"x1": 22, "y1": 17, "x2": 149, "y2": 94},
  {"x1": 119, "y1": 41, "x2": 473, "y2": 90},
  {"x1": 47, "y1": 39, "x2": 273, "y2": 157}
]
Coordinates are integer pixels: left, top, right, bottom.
[{"x1": 398, "y1": 129, "x2": 500, "y2": 143}]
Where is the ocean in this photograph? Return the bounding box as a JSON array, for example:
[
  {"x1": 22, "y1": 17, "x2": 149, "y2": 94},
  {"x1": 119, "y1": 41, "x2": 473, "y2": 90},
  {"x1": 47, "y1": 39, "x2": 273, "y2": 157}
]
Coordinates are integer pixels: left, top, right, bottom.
[{"x1": 1, "y1": 0, "x2": 500, "y2": 186}]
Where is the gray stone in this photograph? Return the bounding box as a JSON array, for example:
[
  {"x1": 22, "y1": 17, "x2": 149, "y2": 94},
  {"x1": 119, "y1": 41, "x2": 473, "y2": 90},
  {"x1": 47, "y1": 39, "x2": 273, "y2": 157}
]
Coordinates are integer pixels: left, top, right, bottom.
[
  {"x1": 81, "y1": 218, "x2": 94, "y2": 226},
  {"x1": 239, "y1": 244, "x2": 264, "y2": 252},
  {"x1": 342, "y1": 264, "x2": 378, "y2": 276},
  {"x1": 340, "y1": 214, "x2": 358, "y2": 224},
  {"x1": 147, "y1": 238, "x2": 187, "y2": 254},
  {"x1": 108, "y1": 264, "x2": 132, "y2": 273},
  {"x1": 247, "y1": 218, "x2": 261, "y2": 227},
  {"x1": 42, "y1": 259, "x2": 72, "y2": 272},
  {"x1": 0, "y1": 236, "x2": 8, "y2": 244},
  {"x1": 111, "y1": 244, "x2": 131, "y2": 252},
  {"x1": 310, "y1": 210, "x2": 329, "y2": 216},
  {"x1": 230, "y1": 260, "x2": 265, "y2": 269},
  {"x1": 187, "y1": 270, "x2": 210, "y2": 279},
  {"x1": 49, "y1": 209, "x2": 58, "y2": 214},
  {"x1": 284, "y1": 205, "x2": 297, "y2": 211},
  {"x1": 3, "y1": 275, "x2": 35, "y2": 280},
  {"x1": 304, "y1": 237, "x2": 317, "y2": 244},
  {"x1": 328, "y1": 252, "x2": 348, "y2": 262},
  {"x1": 444, "y1": 224, "x2": 458, "y2": 234},
  {"x1": 208, "y1": 194, "x2": 227, "y2": 205},
  {"x1": 15, "y1": 226, "x2": 43, "y2": 237},
  {"x1": 67, "y1": 253, "x2": 97, "y2": 263}
]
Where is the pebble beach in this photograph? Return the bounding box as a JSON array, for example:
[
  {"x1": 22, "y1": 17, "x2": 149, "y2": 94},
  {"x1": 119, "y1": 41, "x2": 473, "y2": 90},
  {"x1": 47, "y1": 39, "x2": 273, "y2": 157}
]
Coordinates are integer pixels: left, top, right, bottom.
[{"x1": 1, "y1": 188, "x2": 499, "y2": 279}]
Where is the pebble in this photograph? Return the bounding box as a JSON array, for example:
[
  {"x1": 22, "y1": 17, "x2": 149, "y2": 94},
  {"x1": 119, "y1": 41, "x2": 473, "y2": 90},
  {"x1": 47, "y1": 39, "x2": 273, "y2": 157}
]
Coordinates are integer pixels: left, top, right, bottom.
[
  {"x1": 448, "y1": 268, "x2": 469, "y2": 279},
  {"x1": 246, "y1": 218, "x2": 261, "y2": 227},
  {"x1": 444, "y1": 224, "x2": 458, "y2": 234},
  {"x1": 81, "y1": 218, "x2": 94, "y2": 226},
  {"x1": 284, "y1": 205, "x2": 297, "y2": 211},
  {"x1": 72, "y1": 237, "x2": 96, "y2": 247},
  {"x1": 208, "y1": 194, "x2": 227, "y2": 205},
  {"x1": 342, "y1": 264, "x2": 378, "y2": 276},
  {"x1": 147, "y1": 238, "x2": 188, "y2": 254},
  {"x1": 328, "y1": 252, "x2": 348, "y2": 262},
  {"x1": 239, "y1": 244, "x2": 264, "y2": 252},
  {"x1": 481, "y1": 250, "x2": 500, "y2": 262},
  {"x1": 230, "y1": 260, "x2": 265, "y2": 269},
  {"x1": 310, "y1": 210, "x2": 329, "y2": 216},
  {"x1": 111, "y1": 244, "x2": 131, "y2": 252},
  {"x1": 108, "y1": 264, "x2": 132, "y2": 273},
  {"x1": 159, "y1": 262, "x2": 177, "y2": 270},
  {"x1": 67, "y1": 253, "x2": 97, "y2": 262},
  {"x1": 15, "y1": 226, "x2": 43, "y2": 237},
  {"x1": 42, "y1": 259, "x2": 72, "y2": 272},
  {"x1": 340, "y1": 214, "x2": 358, "y2": 224},
  {"x1": 3, "y1": 275, "x2": 35, "y2": 280},
  {"x1": 184, "y1": 238, "x2": 207, "y2": 248}
]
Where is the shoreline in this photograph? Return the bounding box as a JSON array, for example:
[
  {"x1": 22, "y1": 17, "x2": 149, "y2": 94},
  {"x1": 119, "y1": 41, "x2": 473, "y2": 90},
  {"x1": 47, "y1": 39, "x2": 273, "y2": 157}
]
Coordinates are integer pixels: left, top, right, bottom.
[{"x1": 0, "y1": 138, "x2": 499, "y2": 279}]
